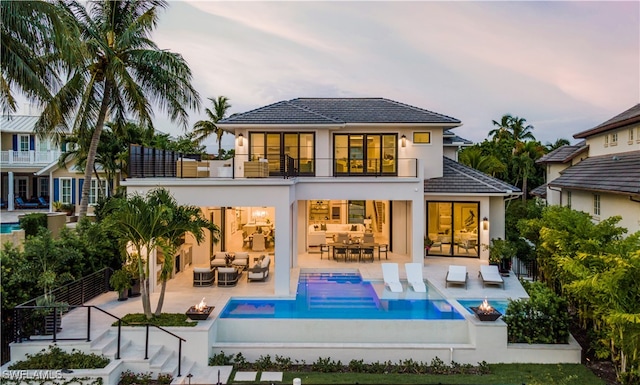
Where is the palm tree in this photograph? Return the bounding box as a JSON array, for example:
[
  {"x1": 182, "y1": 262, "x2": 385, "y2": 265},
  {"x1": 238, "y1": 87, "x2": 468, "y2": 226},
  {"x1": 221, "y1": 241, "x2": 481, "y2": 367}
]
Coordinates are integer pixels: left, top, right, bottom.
[
  {"x1": 458, "y1": 146, "x2": 506, "y2": 177},
  {"x1": 35, "y1": 0, "x2": 200, "y2": 219},
  {"x1": 509, "y1": 116, "x2": 536, "y2": 143},
  {"x1": 488, "y1": 114, "x2": 514, "y2": 143},
  {"x1": 545, "y1": 138, "x2": 571, "y2": 152},
  {"x1": 512, "y1": 141, "x2": 545, "y2": 201},
  {"x1": 104, "y1": 188, "x2": 218, "y2": 319},
  {"x1": 192, "y1": 96, "x2": 231, "y2": 158},
  {"x1": 0, "y1": 1, "x2": 69, "y2": 114},
  {"x1": 147, "y1": 189, "x2": 218, "y2": 315}
]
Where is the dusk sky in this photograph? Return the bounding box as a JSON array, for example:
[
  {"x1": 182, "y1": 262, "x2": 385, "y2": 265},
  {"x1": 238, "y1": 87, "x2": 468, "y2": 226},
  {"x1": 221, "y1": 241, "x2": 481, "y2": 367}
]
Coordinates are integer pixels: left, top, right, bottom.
[{"x1": 126, "y1": 1, "x2": 640, "y2": 150}]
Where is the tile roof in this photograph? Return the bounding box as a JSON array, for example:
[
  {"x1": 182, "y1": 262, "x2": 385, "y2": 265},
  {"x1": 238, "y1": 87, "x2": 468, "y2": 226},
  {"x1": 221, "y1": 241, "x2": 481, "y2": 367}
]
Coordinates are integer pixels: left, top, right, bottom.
[
  {"x1": 220, "y1": 98, "x2": 461, "y2": 126},
  {"x1": 536, "y1": 142, "x2": 588, "y2": 164},
  {"x1": 443, "y1": 134, "x2": 473, "y2": 145},
  {"x1": 574, "y1": 104, "x2": 640, "y2": 139},
  {"x1": 0, "y1": 115, "x2": 40, "y2": 133},
  {"x1": 530, "y1": 183, "x2": 547, "y2": 197},
  {"x1": 549, "y1": 150, "x2": 640, "y2": 196},
  {"x1": 424, "y1": 157, "x2": 521, "y2": 195}
]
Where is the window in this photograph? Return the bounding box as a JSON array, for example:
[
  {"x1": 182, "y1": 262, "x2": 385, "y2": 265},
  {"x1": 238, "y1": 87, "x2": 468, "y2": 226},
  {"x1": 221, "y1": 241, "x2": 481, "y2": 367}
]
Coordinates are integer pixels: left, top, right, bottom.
[
  {"x1": 334, "y1": 133, "x2": 397, "y2": 175},
  {"x1": 611, "y1": 132, "x2": 618, "y2": 146},
  {"x1": 18, "y1": 134, "x2": 30, "y2": 152},
  {"x1": 413, "y1": 132, "x2": 431, "y2": 144},
  {"x1": 593, "y1": 194, "x2": 600, "y2": 216},
  {"x1": 249, "y1": 132, "x2": 315, "y2": 175},
  {"x1": 60, "y1": 178, "x2": 72, "y2": 204},
  {"x1": 426, "y1": 201, "x2": 479, "y2": 258},
  {"x1": 39, "y1": 178, "x2": 49, "y2": 200},
  {"x1": 567, "y1": 191, "x2": 571, "y2": 209},
  {"x1": 89, "y1": 179, "x2": 107, "y2": 205},
  {"x1": 604, "y1": 135, "x2": 609, "y2": 147},
  {"x1": 630, "y1": 128, "x2": 634, "y2": 143},
  {"x1": 348, "y1": 200, "x2": 365, "y2": 224}
]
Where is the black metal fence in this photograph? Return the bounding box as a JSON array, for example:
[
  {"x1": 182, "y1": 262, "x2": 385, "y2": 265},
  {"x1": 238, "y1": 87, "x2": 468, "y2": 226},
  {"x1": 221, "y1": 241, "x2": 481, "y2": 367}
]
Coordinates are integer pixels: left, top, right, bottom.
[
  {"x1": 512, "y1": 257, "x2": 539, "y2": 281},
  {"x1": 1, "y1": 268, "x2": 113, "y2": 364}
]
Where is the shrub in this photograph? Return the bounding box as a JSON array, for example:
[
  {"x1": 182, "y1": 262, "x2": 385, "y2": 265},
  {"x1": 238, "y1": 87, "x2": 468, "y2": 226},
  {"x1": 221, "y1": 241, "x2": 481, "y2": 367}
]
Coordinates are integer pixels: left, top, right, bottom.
[
  {"x1": 8, "y1": 345, "x2": 109, "y2": 369},
  {"x1": 19, "y1": 213, "x2": 47, "y2": 237},
  {"x1": 503, "y1": 280, "x2": 570, "y2": 344},
  {"x1": 115, "y1": 313, "x2": 196, "y2": 327}
]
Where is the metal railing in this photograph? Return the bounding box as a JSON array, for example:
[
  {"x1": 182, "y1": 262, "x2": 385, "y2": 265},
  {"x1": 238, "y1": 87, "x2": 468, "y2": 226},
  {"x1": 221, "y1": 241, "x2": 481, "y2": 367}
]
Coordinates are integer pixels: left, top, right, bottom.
[{"x1": 128, "y1": 145, "x2": 419, "y2": 179}]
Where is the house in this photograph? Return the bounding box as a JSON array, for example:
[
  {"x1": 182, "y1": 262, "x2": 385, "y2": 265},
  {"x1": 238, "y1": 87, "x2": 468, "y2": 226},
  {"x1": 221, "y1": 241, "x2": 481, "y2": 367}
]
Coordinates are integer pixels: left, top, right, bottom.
[
  {"x1": 0, "y1": 114, "x2": 107, "y2": 214},
  {"x1": 122, "y1": 97, "x2": 520, "y2": 295},
  {"x1": 535, "y1": 104, "x2": 640, "y2": 233}
]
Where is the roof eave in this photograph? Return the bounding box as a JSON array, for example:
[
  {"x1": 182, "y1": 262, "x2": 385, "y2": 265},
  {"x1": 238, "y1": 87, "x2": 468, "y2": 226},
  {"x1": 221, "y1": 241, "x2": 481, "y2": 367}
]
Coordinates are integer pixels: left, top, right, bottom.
[{"x1": 574, "y1": 116, "x2": 640, "y2": 139}]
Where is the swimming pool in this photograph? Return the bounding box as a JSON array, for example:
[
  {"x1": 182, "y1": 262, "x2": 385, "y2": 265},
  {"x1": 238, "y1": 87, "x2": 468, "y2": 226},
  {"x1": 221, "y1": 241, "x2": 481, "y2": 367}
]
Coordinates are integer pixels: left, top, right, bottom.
[
  {"x1": 0, "y1": 223, "x2": 21, "y2": 233},
  {"x1": 457, "y1": 299, "x2": 511, "y2": 315},
  {"x1": 220, "y1": 271, "x2": 464, "y2": 320}
]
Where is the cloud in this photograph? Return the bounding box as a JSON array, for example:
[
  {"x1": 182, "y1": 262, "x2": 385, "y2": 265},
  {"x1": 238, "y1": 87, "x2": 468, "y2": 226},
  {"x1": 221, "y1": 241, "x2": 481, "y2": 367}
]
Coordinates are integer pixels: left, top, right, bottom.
[{"x1": 150, "y1": 1, "x2": 639, "y2": 147}]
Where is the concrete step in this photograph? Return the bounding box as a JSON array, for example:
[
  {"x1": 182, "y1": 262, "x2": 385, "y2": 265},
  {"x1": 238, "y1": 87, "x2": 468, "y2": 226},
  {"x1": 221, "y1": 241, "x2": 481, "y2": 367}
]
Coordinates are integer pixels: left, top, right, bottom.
[{"x1": 175, "y1": 363, "x2": 233, "y2": 385}]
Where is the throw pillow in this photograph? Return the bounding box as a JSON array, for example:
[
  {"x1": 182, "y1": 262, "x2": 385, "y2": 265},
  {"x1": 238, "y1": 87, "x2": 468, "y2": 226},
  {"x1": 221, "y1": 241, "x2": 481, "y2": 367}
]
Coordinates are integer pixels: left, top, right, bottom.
[
  {"x1": 314, "y1": 224, "x2": 319, "y2": 230},
  {"x1": 321, "y1": 224, "x2": 327, "y2": 231},
  {"x1": 351, "y1": 225, "x2": 358, "y2": 231},
  {"x1": 252, "y1": 263, "x2": 260, "y2": 270}
]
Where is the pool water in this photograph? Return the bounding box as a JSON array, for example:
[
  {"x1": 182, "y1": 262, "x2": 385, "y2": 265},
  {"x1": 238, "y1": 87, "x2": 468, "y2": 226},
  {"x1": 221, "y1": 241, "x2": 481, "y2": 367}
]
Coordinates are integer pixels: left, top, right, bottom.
[
  {"x1": 457, "y1": 299, "x2": 510, "y2": 315},
  {"x1": 0, "y1": 223, "x2": 21, "y2": 233},
  {"x1": 220, "y1": 271, "x2": 464, "y2": 320}
]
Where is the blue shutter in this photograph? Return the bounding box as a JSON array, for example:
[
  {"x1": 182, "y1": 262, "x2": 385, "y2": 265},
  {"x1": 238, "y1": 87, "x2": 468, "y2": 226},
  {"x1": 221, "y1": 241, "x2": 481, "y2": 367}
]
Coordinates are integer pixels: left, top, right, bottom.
[
  {"x1": 30, "y1": 135, "x2": 35, "y2": 150},
  {"x1": 72, "y1": 179, "x2": 76, "y2": 204},
  {"x1": 12, "y1": 135, "x2": 17, "y2": 151},
  {"x1": 78, "y1": 179, "x2": 84, "y2": 204},
  {"x1": 53, "y1": 179, "x2": 60, "y2": 201}
]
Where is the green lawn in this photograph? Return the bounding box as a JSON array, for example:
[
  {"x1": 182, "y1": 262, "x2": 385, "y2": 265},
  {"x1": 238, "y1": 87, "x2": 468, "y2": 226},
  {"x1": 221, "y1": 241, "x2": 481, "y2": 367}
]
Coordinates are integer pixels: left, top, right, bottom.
[{"x1": 258, "y1": 364, "x2": 604, "y2": 385}]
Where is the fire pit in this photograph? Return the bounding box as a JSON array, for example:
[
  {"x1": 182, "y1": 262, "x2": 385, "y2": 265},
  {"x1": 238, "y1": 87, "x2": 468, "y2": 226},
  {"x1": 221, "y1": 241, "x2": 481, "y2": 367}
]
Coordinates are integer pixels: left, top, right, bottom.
[
  {"x1": 470, "y1": 299, "x2": 502, "y2": 321},
  {"x1": 186, "y1": 298, "x2": 214, "y2": 321}
]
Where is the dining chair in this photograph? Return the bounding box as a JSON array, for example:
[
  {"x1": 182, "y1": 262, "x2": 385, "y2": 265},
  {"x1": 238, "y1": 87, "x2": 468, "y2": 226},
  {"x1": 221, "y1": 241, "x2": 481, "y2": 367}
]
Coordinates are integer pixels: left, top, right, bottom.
[
  {"x1": 361, "y1": 246, "x2": 374, "y2": 263},
  {"x1": 378, "y1": 244, "x2": 388, "y2": 260},
  {"x1": 334, "y1": 245, "x2": 347, "y2": 262},
  {"x1": 320, "y1": 244, "x2": 330, "y2": 260},
  {"x1": 347, "y1": 245, "x2": 361, "y2": 262}
]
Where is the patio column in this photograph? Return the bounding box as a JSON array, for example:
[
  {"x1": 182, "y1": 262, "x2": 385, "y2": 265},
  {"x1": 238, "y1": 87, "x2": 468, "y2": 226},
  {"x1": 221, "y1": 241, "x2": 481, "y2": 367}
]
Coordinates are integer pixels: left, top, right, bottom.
[{"x1": 8, "y1": 172, "x2": 14, "y2": 211}]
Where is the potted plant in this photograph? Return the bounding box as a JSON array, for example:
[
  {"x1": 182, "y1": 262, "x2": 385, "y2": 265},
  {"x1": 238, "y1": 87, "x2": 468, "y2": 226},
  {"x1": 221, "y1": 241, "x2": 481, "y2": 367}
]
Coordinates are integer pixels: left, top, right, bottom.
[
  {"x1": 485, "y1": 238, "x2": 516, "y2": 275},
  {"x1": 110, "y1": 269, "x2": 132, "y2": 301},
  {"x1": 36, "y1": 269, "x2": 69, "y2": 334},
  {"x1": 53, "y1": 201, "x2": 75, "y2": 216}
]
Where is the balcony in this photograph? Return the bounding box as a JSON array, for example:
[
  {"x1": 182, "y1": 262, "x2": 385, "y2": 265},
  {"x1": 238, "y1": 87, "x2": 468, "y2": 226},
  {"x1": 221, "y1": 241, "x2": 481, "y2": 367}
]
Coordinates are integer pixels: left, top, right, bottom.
[
  {"x1": 127, "y1": 145, "x2": 419, "y2": 179},
  {"x1": 0, "y1": 150, "x2": 62, "y2": 166}
]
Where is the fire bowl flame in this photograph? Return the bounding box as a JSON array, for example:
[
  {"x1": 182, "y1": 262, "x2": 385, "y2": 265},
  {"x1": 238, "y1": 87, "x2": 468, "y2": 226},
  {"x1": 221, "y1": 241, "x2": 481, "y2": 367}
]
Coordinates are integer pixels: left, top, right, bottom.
[
  {"x1": 186, "y1": 306, "x2": 214, "y2": 320},
  {"x1": 470, "y1": 299, "x2": 502, "y2": 321}
]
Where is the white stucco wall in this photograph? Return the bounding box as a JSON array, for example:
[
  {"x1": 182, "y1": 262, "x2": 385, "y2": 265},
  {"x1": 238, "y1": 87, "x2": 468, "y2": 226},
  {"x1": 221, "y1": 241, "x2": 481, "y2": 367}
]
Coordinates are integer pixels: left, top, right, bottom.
[
  {"x1": 584, "y1": 125, "x2": 640, "y2": 157},
  {"x1": 566, "y1": 189, "x2": 640, "y2": 234}
]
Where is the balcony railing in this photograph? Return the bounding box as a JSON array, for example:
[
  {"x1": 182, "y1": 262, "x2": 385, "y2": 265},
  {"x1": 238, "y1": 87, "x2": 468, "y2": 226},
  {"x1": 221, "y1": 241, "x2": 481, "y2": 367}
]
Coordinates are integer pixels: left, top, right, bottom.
[
  {"x1": 0, "y1": 150, "x2": 62, "y2": 165},
  {"x1": 128, "y1": 145, "x2": 419, "y2": 179}
]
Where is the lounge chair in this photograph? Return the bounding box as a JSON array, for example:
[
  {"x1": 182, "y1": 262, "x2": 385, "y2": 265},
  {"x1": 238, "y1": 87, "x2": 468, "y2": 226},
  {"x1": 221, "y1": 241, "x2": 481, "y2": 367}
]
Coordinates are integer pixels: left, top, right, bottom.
[
  {"x1": 15, "y1": 197, "x2": 39, "y2": 209},
  {"x1": 232, "y1": 252, "x2": 249, "y2": 271},
  {"x1": 38, "y1": 197, "x2": 49, "y2": 208},
  {"x1": 193, "y1": 266, "x2": 215, "y2": 286},
  {"x1": 445, "y1": 265, "x2": 468, "y2": 289},
  {"x1": 479, "y1": 265, "x2": 505, "y2": 289},
  {"x1": 218, "y1": 267, "x2": 241, "y2": 287},
  {"x1": 405, "y1": 263, "x2": 427, "y2": 292},
  {"x1": 248, "y1": 255, "x2": 270, "y2": 282},
  {"x1": 210, "y1": 252, "x2": 228, "y2": 268},
  {"x1": 381, "y1": 263, "x2": 403, "y2": 293}
]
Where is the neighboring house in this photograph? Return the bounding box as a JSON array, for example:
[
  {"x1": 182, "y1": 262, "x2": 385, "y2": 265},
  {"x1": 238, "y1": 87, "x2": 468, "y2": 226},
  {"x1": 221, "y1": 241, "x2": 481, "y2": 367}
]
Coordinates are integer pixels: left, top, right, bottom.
[
  {"x1": 535, "y1": 104, "x2": 640, "y2": 234},
  {"x1": 0, "y1": 115, "x2": 107, "y2": 213},
  {"x1": 122, "y1": 97, "x2": 520, "y2": 295}
]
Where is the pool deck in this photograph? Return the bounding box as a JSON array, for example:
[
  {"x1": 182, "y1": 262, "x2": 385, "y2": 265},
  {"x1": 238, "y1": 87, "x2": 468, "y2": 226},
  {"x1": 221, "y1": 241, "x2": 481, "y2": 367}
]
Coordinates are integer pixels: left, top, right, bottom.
[{"x1": 5, "y1": 209, "x2": 579, "y2": 384}]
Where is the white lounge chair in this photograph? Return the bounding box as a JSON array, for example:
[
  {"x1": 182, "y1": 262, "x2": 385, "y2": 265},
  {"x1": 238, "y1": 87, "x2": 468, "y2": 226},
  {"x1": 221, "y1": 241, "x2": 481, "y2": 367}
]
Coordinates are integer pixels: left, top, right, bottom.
[
  {"x1": 405, "y1": 263, "x2": 427, "y2": 292},
  {"x1": 479, "y1": 265, "x2": 505, "y2": 289},
  {"x1": 445, "y1": 265, "x2": 468, "y2": 289},
  {"x1": 381, "y1": 263, "x2": 403, "y2": 293}
]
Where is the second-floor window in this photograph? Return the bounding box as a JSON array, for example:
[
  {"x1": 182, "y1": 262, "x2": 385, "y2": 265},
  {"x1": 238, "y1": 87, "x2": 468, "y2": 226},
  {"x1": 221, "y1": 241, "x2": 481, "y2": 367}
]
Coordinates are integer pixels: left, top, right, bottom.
[
  {"x1": 604, "y1": 135, "x2": 609, "y2": 147},
  {"x1": 249, "y1": 132, "x2": 315, "y2": 175},
  {"x1": 334, "y1": 133, "x2": 397, "y2": 175},
  {"x1": 611, "y1": 132, "x2": 618, "y2": 145},
  {"x1": 567, "y1": 191, "x2": 572, "y2": 209},
  {"x1": 630, "y1": 128, "x2": 635, "y2": 143},
  {"x1": 18, "y1": 134, "x2": 30, "y2": 152},
  {"x1": 593, "y1": 194, "x2": 600, "y2": 216},
  {"x1": 413, "y1": 132, "x2": 431, "y2": 144}
]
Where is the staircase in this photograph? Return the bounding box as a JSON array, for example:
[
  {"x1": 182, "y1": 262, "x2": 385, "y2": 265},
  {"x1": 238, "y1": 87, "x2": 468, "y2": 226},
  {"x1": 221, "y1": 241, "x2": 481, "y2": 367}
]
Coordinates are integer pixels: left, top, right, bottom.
[{"x1": 373, "y1": 201, "x2": 384, "y2": 232}]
